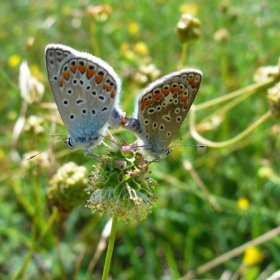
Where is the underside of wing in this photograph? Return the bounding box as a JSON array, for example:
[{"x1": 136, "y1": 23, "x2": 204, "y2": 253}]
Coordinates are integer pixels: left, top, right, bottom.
[
  {"x1": 45, "y1": 44, "x2": 121, "y2": 137},
  {"x1": 137, "y1": 69, "x2": 202, "y2": 148}
]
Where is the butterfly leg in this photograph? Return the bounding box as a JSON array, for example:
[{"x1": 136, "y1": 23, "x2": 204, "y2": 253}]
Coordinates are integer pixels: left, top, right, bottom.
[
  {"x1": 84, "y1": 148, "x2": 102, "y2": 161},
  {"x1": 147, "y1": 156, "x2": 161, "y2": 166},
  {"x1": 102, "y1": 141, "x2": 112, "y2": 150},
  {"x1": 100, "y1": 129, "x2": 120, "y2": 150}
]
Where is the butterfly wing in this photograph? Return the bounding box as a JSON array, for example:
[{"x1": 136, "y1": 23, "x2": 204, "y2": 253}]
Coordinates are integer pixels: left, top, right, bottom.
[
  {"x1": 136, "y1": 69, "x2": 202, "y2": 153},
  {"x1": 45, "y1": 44, "x2": 121, "y2": 141}
]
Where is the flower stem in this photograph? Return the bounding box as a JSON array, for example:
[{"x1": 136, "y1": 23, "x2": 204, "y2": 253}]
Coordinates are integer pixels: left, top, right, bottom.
[
  {"x1": 180, "y1": 42, "x2": 188, "y2": 68},
  {"x1": 102, "y1": 216, "x2": 118, "y2": 280}
]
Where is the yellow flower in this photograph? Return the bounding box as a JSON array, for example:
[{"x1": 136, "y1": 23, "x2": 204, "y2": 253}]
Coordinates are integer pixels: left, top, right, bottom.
[
  {"x1": 179, "y1": 3, "x2": 199, "y2": 15},
  {"x1": 128, "y1": 22, "x2": 140, "y2": 34},
  {"x1": 237, "y1": 197, "x2": 250, "y2": 210},
  {"x1": 243, "y1": 247, "x2": 263, "y2": 266},
  {"x1": 0, "y1": 149, "x2": 4, "y2": 160},
  {"x1": 61, "y1": 6, "x2": 71, "y2": 16},
  {"x1": 134, "y1": 42, "x2": 149, "y2": 56},
  {"x1": 8, "y1": 54, "x2": 21, "y2": 68}
]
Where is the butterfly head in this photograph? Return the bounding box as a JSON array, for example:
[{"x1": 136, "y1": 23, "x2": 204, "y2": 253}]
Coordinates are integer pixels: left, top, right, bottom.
[
  {"x1": 135, "y1": 137, "x2": 172, "y2": 160},
  {"x1": 65, "y1": 134, "x2": 103, "y2": 150}
]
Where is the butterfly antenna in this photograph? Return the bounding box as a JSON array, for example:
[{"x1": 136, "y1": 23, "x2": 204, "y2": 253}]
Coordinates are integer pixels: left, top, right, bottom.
[
  {"x1": 49, "y1": 134, "x2": 68, "y2": 137},
  {"x1": 169, "y1": 143, "x2": 206, "y2": 149},
  {"x1": 27, "y1": 137, "x2": 68, "y2": 160}
]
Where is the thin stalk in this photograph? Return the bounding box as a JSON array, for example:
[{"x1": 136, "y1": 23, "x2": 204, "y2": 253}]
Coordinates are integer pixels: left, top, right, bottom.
[
  {"x1": 190, "y1": 108, "x2": 271, "y2": 148},
  {"x1": 180, "y1": 226, "x2": 280, "y2": 279},
  {"x1": 195, "y1": 77, "x2": 277, "y2": 111},
  {"x1": 102, "y1": 216, "x2": 118, "y2": 280},
  {"x1": 180, "y1": 42, "x2": 188, "y2": 69}
]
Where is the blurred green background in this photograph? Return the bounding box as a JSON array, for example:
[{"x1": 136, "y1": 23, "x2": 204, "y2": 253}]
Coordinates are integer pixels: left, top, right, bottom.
[{"x1": 1, "y1": 0, "x2": 280, "y2": 279}]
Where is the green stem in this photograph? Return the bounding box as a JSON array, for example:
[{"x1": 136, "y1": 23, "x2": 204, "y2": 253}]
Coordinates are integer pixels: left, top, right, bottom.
[
  {"x1": 189, "y1": 109, "x2": 271, "y2": 148},
  {"x1": 195, "y1": 77, "x2": 277, "y2": 111},
  {"x1": 180, "y1": 226, "x2": 280, "y2": 279},
  {"x1": 102, "y1": 216, "x2": 118, "y2": 280},
  {"x1": 0, "y1": 66, "x2": 20, "y2": 91},
  {"x1": 180, "y1": 42, "x2": 188, "y2": 69}
]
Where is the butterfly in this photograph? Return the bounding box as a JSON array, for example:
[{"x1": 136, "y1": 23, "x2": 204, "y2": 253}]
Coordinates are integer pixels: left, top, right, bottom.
[
  {"x1": 123, "y1": 69, "x2": 202, "y2": 160},
  {"x1": 45, "y1": 44, "x2": 123, "y2": 156}
]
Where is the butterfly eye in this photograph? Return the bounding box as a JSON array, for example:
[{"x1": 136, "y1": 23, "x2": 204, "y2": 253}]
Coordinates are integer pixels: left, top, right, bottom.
[
  {"x1": 165, "y1": 148, "x2": 172, "y2": 156},
  {"x1": 66, "y1": 137, "x2": 75, "y2": 149}
]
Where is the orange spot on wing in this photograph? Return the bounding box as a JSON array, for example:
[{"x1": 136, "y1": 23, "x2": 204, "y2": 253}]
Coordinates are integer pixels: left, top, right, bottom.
[
  {"x1": 70, "y1": 65, "x2": 77, "y2": 73},
  {"x1": 162, "y1": 89, "x2": 169, "y2": 96},
  {"x1": 170, "y1": 86, "x2": 177, "y2": 93},
  {"x1": 59, "y1": 78, "x2": 63, "y2": 87},
  {"x1": 78, "y1": 65, "x2": 86, "y2": 73},
  {"x1": 140, "y1": 99, "x2": 153, "y2": 110},
  {"x1": 86, "y1": 69, "x2": 95, "y2": 79},
  {"x1": 191, "y1": 81, "x2": 200, "y2": 87},
  {"x1": 103, "y1": 84, "x2": 113, "y2": 91},
  {"x1": 177, "y1": 88, "x2": 183, "y2": 95},
  {"x1": 153, "y1": 92, "x2": 162, "y2": 100},
  {"x1": 110, "y1": 90, "x2": 116, "y2": 98},
  {"x1": 180, "y1": 96, "x2": 188, "y2": 102},
  {"x1": 184, "y1": 101, "x2": 189, "y2": 109},
  {"x1": 63, "y1": 71, "x2": 70, "y2": 80},
  {"x1": 95, "y1": 75, "x2": 104, "y2": 84},
  {"x1": 188, "y1": 78, "x2": 199, "y2": 87}
]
